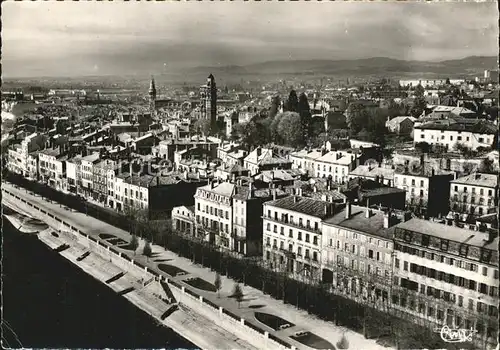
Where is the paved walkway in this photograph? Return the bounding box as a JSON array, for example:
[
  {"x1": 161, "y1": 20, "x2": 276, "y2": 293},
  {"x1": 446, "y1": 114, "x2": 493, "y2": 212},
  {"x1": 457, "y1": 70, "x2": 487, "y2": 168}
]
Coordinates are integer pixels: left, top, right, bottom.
[{"x1": 3, "y1": 182, "x2": 390, "y2": 350}]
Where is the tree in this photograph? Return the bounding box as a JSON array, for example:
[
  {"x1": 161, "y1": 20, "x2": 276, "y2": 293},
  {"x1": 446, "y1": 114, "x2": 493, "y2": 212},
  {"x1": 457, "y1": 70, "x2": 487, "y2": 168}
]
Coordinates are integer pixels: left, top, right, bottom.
[
  {"x1": 214, "y1": 272, "x2": 222, "y2": 298},
  {"x1": 479, "y1": 157, "x2": 495, "y2": 173},
  {"x1": 410, "y1": 84, "x2": 427, "y2": 118},
  {"x1": 232, "y1": 283, "x2": 244, "y2": 308},
  {"x1": 415, "y1": 142, "x2": 431, "y2": 154},
  {"x1": 345, "y1": 103, "x2": 368, "y2": 135},
  {"x1": 129, "y1": 234, "x2": 139, "y2": 254},
  {"x1": 298, "y1": 92, "x2": 311, "y2": 138},
  {"x1": 193, "y1": 118, "x2": 211, "y2": 136},
  {"x1": 286, "y1": 90, "x2": 299, "y2": 112},
  {"x1": 336, "y1": 334, "x2": 349, "y2": 349},
  {"x1": 142, "y1": 241, "x2": 152, "y2": 258},
  {"x1": 268, "y1": 95, "x2": 281, "y2": 119},
  {"x1": 276, "y1": 112, "x2": 305, "y2": 147}
]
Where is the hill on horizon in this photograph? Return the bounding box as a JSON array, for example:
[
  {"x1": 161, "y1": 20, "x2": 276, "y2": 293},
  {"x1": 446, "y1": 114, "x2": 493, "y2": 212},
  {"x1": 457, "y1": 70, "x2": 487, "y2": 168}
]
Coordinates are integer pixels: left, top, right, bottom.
[{"x1": 187, "y1": 56, "x2": 498, "y2": 79}]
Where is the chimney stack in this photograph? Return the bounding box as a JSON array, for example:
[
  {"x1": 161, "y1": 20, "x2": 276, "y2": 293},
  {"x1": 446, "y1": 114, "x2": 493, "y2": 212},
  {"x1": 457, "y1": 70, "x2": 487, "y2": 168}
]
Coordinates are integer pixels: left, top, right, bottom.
[
  {"x1": 293, "y1": 196, "x2": 298, "y2": 203},
  {"x1": 272, "y1": 189, "x2": 276, "y2": 201},
  {"x1": 383, "y1": 211, "x2": 390, "y2": 229},
  {"x1": 345, "y1": 201, "x2": 352, "y2": 219},
  {"x1": 365, "y1": 198, "x2": 371, "y2": 218}
]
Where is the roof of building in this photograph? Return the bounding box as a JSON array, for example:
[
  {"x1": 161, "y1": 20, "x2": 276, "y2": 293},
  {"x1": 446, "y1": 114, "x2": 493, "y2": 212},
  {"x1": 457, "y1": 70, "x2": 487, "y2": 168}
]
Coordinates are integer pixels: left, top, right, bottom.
[
  {"x1": 451, "y1": 173, "x2": 498, "y2": 188},
  {"x1": 256, "y1": 169, "x2": 300, "y2": 182},
  {"x1": 415, "y1": 119, "x2": 496, "y2": 134},
  {"x1": 317, "y1": 151, "x2": 356, "y2": 165},
  {"x1": 386, "y1": 116, "x2": 416, "y2": 127},
  {"x1": 395, "y1": 218, "x2": 498, "y2": 250},
  {"x1": 117, "y1": 172, "x2": 188, "y2": 187},
  {"x1": 323, "y1": 205, "x2": 395, "y2": 239},
  {"x1": 476, "y1": 213, "x2": 498, "y2": 226},
  {"x1": 350, "y1": 165, "x2": 395, "y2": 180},
  {"x1": 81, "y1": 153, "x2": 101, "y2": 163},
  {"x1": 265, "y1": 195, "x2": 332, "y2": 219},
  {"x1": 290, "y1": 149, "x2": 324, "y2": 160},
  {"x1": 39, "y1": 147, "x2": 63, "y2": 157},
  {"x1": 198, "y1": 182, "x2": 235, "y2": 197}
]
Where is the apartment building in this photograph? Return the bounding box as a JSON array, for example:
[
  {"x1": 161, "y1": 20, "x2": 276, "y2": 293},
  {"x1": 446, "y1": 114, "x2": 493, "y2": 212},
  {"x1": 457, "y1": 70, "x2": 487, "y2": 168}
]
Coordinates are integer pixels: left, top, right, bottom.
[
  {"x1": 348, "y1": 164, "x2": 395, "y2": 187},
  {"x1": 243, "y1": 147, "x2": 292, "y2": 175},
  {"x1": 26, "y1": 152, "x2": 39, "y2": 180},
  {"x1": 113, "y1": 171, "x2": 202, "y2": 218},
  {"x1": 321, "y1": 204, "x2": 403, "y2": 306},
  {"x1": 394, "y1": 167, "x2": 454, "y2": 216},
  {"x1": 392, "y1": 219, "x2": 498, "y2": 347},
  {"x1": 171, "y1": 205, "x2": 196, "y2": 236},
  {"x1": 194, "y1": 181, "x2": 234, "y2": 248},
  {"x1": 262, "y1": 195, "x2": 334, "y2": 281},
  {"x1": 6, "y1": 133, "x2": 46, "y2": 177},
  {"x1": 92, "y1": 159, "x2": 117, "y2": 204},
  {"x1": 314, "y1": 151, "x2": 358, "y2": 183},
  {"x1": 414, "y1": 120, "x2": 497, "y2": 151},
  {"x1": 65, "y1": 155, "x2": 82, "y2": 195},
  {"x1": 80, "y1": 153, "x2": 101, "y2": 198},
  {"x1": 289, "y1": 148, "x2": 325, "y2": 175},
  {"x1": 449, "y1": 173, "x2": 498, "y2": 219},
  {"x1": 38, "y1": 147, "x2": 68, "y2": 191}
]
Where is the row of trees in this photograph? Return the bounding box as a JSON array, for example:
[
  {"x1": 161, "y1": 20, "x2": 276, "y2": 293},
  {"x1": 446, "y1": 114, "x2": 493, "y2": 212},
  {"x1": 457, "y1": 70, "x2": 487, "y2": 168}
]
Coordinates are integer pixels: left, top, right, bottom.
[{"x1": 4, "y1": 171, "x2": 490, "y2": 349}]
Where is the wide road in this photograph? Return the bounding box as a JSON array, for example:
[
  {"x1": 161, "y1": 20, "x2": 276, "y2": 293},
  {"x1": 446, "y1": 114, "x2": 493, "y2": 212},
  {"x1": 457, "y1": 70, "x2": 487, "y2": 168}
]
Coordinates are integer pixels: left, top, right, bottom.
[{"x1": 2, "y1": 181, "x2": 390, "y2": 350}]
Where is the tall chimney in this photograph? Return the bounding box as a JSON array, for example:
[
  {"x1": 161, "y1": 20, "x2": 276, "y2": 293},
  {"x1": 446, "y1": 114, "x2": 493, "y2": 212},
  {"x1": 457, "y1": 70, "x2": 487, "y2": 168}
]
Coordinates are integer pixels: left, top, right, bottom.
[
  {"x1": 365, "y1": 198, "x2": 371, "y2": 218},
  {"x1": 345, "y1": 201, "x2": 352, "y2": 219},
  {"x1": 272, "y1": 189, "x2": 276, "y2": 201},
  {"x1": 383, "y1": 211, "x2": 390, "y2": 229}
]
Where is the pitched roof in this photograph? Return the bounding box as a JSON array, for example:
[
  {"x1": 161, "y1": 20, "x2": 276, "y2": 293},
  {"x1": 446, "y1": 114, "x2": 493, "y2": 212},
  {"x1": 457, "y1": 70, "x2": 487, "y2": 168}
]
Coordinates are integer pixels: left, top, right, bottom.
[
  {"x1": 350, "y1": 165, "x2": 395, "y2": 180},
  {"x1": 323, "y1": 205, "x2": 395, "y2": 239},
  {"x1": 415, "y1": 119, "x2": 496, "y2": 134},
  {"x1": 265, "y1": 195, "x2": 332, "y2": 219},
  {"x1": 395, "y1": 218, "x2": 498, "y2": 250},
  {"x1": 451, "y1": 173, "x2": 498, "y2": 188}
]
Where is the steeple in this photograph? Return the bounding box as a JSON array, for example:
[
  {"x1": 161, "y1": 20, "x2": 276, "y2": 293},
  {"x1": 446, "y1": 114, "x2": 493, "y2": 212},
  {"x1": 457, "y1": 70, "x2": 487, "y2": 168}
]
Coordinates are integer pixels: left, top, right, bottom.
[
  {"x1": 149, "y1": 76, "x2": 156, "y2": 97},
  {"x1": 149, "y1": 76, "x2": 157, "y2": 116}
]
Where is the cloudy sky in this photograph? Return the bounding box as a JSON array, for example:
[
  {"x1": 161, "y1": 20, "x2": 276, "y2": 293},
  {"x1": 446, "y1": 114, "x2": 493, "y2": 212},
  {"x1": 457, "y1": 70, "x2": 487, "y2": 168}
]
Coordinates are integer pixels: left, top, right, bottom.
[{"x1": 2, "y1": 1, "x2": 498, "y2": 78}]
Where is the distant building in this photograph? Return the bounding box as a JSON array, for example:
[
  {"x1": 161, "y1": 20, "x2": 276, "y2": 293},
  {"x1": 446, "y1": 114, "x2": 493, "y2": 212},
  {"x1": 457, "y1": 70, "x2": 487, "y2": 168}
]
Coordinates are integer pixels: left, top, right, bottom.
[
  {"x1": 243, "y1": 147, "x2": 292, "y2": 176},
  {"x1": 348, "y1": 164, "x2": 395, "y2": 187},
  {"x1": 394, "y1": 167, "x2": 454, "y2": 216},
  {"x1": 385, "y1": 116, "x2": 416, "y2": 135},
  {"x1": 449, "y1": 173, "x2": 498, "y2": 218},
  {"x1": 414, "y1": 119, "x2": 497, "y2": 151}
]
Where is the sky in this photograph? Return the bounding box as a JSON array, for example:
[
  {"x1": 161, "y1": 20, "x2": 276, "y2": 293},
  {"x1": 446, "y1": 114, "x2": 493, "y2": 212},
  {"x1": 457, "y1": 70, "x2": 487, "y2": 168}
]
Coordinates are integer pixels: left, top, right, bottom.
[{"x1": 2, "y1": 1, "x2": 498, "y2": 78}]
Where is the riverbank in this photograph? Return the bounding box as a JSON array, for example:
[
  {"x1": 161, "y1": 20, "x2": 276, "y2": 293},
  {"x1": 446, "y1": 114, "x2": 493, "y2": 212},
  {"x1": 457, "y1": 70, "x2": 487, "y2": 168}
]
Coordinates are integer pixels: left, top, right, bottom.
[
  {"x1": 2, "y1": 191, "x2": 262, "y2": 350},
  {"x1": 2, "y1": 207, "x2": 197, "y2": 349}
]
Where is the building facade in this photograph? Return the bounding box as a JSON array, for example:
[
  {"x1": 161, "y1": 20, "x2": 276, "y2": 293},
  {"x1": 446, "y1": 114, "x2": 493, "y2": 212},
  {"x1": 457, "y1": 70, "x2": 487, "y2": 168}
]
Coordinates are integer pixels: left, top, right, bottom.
[
  {"x1": 262, "y1": 195, "x2": 334, "y2": 282},
  {"x1": 392, "y1": 219, "x2": 498, "y2": 347},
  {"x1": 449, "y1": 173, "x2": 498, "y2": 218}
]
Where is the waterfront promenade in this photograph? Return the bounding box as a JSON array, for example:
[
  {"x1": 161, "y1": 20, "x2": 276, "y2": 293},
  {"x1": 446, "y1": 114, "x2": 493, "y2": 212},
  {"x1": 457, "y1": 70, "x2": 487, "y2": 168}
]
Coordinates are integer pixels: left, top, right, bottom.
[{"x1": 2, "y1": 181, "x2": 389, "y2": 350}]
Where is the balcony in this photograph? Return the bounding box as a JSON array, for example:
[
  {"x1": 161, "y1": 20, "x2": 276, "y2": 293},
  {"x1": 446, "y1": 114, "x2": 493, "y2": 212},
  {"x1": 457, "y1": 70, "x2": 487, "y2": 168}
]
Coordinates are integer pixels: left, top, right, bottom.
[{"x1": 279, "y1": 247, "x2": 296, "y2": 259}]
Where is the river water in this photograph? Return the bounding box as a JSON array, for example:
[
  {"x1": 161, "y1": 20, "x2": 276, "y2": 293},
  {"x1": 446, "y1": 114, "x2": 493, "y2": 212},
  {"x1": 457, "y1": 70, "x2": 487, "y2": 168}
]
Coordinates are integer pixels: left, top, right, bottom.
[{"x1": 1, "y1": 207, "x2": 197, "y2": 349}]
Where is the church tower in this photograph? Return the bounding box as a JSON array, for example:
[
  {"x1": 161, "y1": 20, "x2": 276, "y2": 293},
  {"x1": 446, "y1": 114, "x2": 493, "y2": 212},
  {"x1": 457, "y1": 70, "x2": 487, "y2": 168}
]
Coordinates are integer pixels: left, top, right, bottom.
[
  {"x1": 149, "y1": 76, "x2": 157, "y2": 115},
  {"x1": 200, "y1": 74, "x2": 217, "y2": 133}
]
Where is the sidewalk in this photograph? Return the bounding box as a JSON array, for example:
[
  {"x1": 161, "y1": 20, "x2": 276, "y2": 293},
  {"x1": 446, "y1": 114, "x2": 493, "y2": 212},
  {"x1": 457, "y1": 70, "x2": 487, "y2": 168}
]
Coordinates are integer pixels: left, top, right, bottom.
[{"x1": 2, "y1": 182, "x2": 390, "y2": 350}]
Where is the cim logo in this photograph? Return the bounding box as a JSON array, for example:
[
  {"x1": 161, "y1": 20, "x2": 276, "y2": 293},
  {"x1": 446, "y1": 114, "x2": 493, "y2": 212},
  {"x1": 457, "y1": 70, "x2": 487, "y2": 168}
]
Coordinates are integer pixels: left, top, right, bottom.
[{"x1": 434, "y1": 325, "x2": 478, "y2": 343}]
